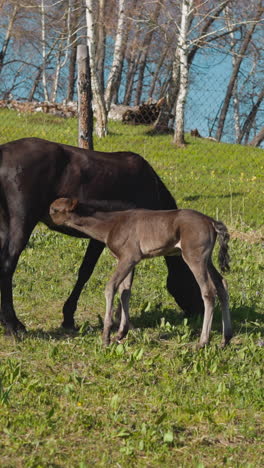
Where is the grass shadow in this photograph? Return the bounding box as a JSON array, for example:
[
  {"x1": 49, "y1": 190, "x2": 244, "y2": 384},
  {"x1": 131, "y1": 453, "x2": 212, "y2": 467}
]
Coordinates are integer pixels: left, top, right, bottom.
[
  {"x1": 131, "y1": 301, "x2": 263, "y2": 337},
  {"x1": 131, "y1": 304, "x2": 184, "y2": 330},
  {"x1": 231, "y1": 304, "x2": 264, "y2": 334},
  {"x1": 146, "y1": 127, "x2": 174, "y2": 136},
  {"x1": 24, "y1": 327, "x2": 80, "y2": 341},
  {"x1": 17, "y1": 301, "x2": 262, "y2": 343},
  {"x1": 131, "y1": 304, "x2": 202, "y2": 332},
  {"x1": 24, "y1": 315, "x2": 104, "y2": 341}
]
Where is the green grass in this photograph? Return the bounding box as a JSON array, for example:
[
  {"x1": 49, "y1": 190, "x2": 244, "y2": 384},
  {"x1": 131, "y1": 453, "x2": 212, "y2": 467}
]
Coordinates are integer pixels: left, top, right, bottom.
[{"x1": 0, "y1": 110, "x2": 263, "y2": 467}]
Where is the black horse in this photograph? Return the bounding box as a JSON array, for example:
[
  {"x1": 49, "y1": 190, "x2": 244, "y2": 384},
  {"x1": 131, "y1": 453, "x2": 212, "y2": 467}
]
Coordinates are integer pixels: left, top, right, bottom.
[{"x1": 0, "y1": 137, "x2": 203, "y2": 334}]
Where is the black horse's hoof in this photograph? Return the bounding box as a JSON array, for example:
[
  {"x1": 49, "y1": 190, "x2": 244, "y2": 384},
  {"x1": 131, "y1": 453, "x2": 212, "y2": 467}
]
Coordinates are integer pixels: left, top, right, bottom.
[
  {"x1": 17, "y1": 320, "x2": 27, "y2": 332},
  {"x1": 61, "y1": 321, "x2": 79, "y2": 332},
  {"x1": 1, "y1": 320, "x2": 27, "y2": 337}
]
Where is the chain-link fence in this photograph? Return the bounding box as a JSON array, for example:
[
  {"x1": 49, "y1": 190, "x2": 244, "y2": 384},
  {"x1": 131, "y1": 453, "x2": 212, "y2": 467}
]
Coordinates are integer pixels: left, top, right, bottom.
[{"x1": 0, "y1": 73, "x2": 263, "y2": 233}]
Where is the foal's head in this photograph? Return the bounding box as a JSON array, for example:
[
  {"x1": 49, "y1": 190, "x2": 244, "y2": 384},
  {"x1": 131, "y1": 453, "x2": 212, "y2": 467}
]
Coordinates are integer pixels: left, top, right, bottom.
[{"x1": 50, "y1": 198, "x2": 78, "y2": 225}]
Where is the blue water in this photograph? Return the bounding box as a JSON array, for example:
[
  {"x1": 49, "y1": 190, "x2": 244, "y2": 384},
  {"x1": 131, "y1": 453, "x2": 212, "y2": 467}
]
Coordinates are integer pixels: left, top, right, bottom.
[
  {"x1": 0, "y1": 40, "x2": 262, "y2": 146},
  {"x1": 186, "y1": 51, "x2": 232, "y2": 138}
]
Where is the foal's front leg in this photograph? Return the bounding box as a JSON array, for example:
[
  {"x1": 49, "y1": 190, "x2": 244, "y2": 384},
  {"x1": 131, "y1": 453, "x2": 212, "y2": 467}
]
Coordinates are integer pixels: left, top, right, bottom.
[{"x1": 103, "y1": 260, "x2": 137, "y2": 346}]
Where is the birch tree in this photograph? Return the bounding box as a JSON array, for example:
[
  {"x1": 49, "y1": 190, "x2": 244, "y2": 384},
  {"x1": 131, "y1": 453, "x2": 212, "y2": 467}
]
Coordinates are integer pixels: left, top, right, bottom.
[
  {"x1": 66, "y1": 13, "x2": 78, "y2": 101},
  {"x1": 104, "y1": 0, "x2": 126, "y2": 111},
  {"x1": 85, "y1": 0, "x2": 107, "y2": 137},
  {"x1": 173, "y1": 0, "x2": 194, "y2": 146},
  {"x1": 51, "y1": 0, "x2": 72, "y2": 102},
  {"x1": 171, "y1": 0, "x2": 235, "y2": 145},
  {"x1": 40, "y1": 0, "x2": 49, "y2": 101}
]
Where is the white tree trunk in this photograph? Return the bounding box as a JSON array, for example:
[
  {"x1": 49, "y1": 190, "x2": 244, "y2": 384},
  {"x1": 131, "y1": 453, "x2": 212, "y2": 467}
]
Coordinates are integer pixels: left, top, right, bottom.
[
  {"x1": 51, "y1": 0, "x2": 71, "y2": 103},
  {"x1": 51, "y1": 50, "x2": 62, "y2": 103},
  {"x1": 104, "y1": 0, "x2": 126, "y2": 111},
  {"x1": 85, "y1": 0, "x2": 107, "y2": 137},
  {"x1": 41, "y1": 0, "x2": 49, "y2": 101},
  {"x1": 173, "y1": 0, "x2": 194, "y2": 146}
]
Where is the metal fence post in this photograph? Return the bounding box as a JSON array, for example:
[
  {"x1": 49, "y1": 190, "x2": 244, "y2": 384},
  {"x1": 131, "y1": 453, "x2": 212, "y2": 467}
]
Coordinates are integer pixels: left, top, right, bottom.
[{"x1": 77, "y1": 44, "x2": 93, "y2": 150}]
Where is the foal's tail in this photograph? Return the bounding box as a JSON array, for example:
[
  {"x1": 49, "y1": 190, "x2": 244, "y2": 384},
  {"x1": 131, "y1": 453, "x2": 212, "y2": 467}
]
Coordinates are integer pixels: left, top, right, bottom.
[{"x1": 213, "y1": 220, "x2": 230, "y2": 273}]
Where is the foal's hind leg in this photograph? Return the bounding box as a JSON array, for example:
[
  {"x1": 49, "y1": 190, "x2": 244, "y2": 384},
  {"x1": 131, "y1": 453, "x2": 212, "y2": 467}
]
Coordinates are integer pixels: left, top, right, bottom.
[
  {"x1": 182, "y1": 254, "x2": 216, "y2": 347},
  {"x1": 209, "y1": 262, "x2": 232, "y2": 347},
  {"x1": 114, "y1": 269, "x2": 135, "y2": 342},
  {"x1": 103, "y1": 260, "x2": 138, "y2": 346}
]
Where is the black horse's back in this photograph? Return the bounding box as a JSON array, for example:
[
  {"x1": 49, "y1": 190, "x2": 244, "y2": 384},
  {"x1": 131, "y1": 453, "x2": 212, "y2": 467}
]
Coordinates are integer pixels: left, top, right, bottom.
[{"x1": 0, "y1": 137, "x2": 203, "y2": 333}]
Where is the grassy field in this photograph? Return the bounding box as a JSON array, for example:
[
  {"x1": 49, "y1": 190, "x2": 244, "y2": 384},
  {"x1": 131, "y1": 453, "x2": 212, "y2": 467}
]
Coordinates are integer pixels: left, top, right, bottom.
[{"x1": 0, "y1": 110, "x2": 263, "y2": 467}]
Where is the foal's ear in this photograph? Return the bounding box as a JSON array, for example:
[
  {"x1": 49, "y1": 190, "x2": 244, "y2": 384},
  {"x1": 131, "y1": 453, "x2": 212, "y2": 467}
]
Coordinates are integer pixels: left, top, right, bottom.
[{"x1": 68, "y1": 198, "x2": 78, "y2": 212}]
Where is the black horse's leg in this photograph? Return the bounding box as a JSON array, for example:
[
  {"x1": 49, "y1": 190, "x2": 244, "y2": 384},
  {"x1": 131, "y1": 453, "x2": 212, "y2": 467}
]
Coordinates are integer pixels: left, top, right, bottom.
[
  {"x1": 0, "y1": 220, "x2": 33, "y2": 334},
  {"x1": 62, "y1": 239, "x2": 105, "y2": 329},
  {"x1": 165, "y1": 255, "x2": 204, "y2": 316},
  {"x1": 0, "y1": 273, "x2": 26, "y2": 334}
]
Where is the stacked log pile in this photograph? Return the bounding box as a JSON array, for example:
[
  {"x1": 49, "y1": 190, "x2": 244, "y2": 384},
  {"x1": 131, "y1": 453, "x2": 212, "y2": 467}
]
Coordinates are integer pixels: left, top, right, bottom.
[
  {"x1": 122, "y1": 98, "x2": 166, "y2": 125},
  {"x1": 0, "y1": 100, "x2": 78, "y2": 118}
]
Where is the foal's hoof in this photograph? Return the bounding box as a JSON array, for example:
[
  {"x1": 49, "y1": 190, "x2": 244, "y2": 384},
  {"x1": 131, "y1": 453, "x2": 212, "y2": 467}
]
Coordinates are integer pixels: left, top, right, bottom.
[
  {"x1": 111, "y1": 335, "x2": 127, "y2": 345},
  {"x1": 113, "y1": 329, "x2": 129, "y2": 343},
  {"x1": 102, "y1": 335, "x2": 111, "y2": 347},
  {"x1": 196, "y1": 342, "x2": 208, "y2": 350},
  {"x1": 220, "y1": 335, "x2": 232, "y2": 348}
]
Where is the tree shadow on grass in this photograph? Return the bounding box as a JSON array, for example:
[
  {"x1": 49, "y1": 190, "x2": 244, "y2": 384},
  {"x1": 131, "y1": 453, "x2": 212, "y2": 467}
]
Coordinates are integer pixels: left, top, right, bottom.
[{"x1": 183, "y1": 192, "x2": 243, "y2": 202}]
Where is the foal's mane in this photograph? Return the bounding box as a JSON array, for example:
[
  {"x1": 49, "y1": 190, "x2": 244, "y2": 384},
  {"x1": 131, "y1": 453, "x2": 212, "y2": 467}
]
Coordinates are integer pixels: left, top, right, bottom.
[{"x1": 75, "y1": 199, "x2": 135, "y2": 216}]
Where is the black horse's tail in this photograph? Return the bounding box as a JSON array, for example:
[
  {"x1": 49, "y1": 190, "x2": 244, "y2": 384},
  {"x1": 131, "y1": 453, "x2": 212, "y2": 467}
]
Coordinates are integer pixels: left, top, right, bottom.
[{"x1": 213, "y1": 220, "x2": 230, "y2": 273}]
